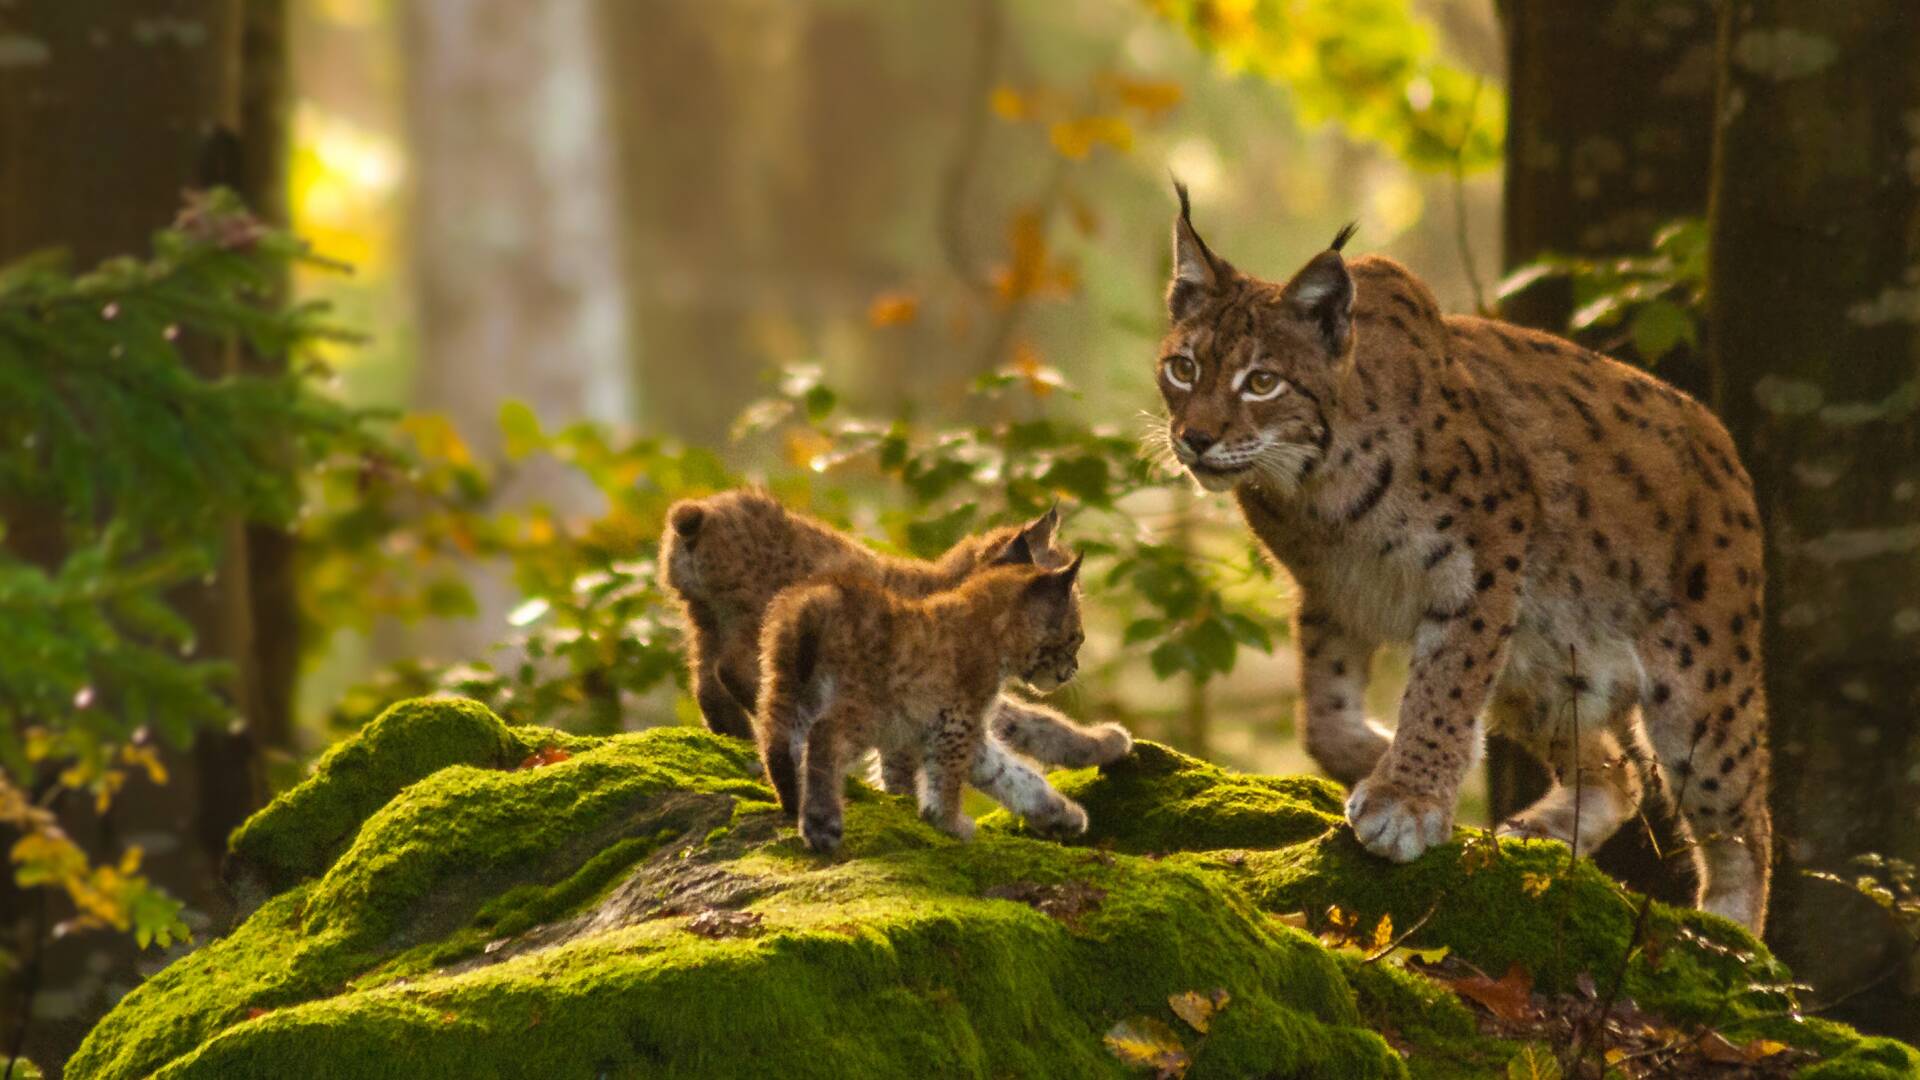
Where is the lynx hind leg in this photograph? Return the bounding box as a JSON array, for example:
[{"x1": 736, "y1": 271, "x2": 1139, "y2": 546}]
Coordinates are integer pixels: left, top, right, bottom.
[
  {"x1": 1638, "y1": 604, "x2": 1772, "y2": 933},
  {"x1": 1296, "y1": 609, "x2": 1391, "y2": 786},
  {"x1": 972, "y1": 735, "x2": 1088, "y2": 836},
  {"x1": 988, "y1": 695, "x2": 1132, "y2": 767},
  {"x1": 798, "y1": 705, "x2": 859, "y2": 854},
  {"x1": 1490, "y1": 691, "x2": 1642, "y2": 857},
  {"x1": 869, "y1": 749, "x2": 918, "y2": 796}
]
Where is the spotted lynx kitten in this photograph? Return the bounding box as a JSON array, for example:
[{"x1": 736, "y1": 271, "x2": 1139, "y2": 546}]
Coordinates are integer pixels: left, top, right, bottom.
[
  {"x1": 1152, "y1": 187, "x2": 1771, "y2": 931},
  {"x1": 756, "y1": 537, "x2": 1087, "y2": 852},
  {"x1": 660, "y1": 490, "x2": 1129, "y2": 818}
]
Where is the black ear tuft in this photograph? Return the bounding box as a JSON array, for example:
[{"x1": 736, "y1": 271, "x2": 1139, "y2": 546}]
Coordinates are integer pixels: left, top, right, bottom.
[
  {"x1": 994, "y1": 532, "x2": 1035, "y2": 566},
  {"x1": 1330, "y1": 221, "x2": 1358, "y2": 253},
  {"x1": 1021, "y1": 504, "x2": 1061, "y2": 549},
  {"x1": 1169, "y1": 177, "x2": 1230, "y2": 321}
]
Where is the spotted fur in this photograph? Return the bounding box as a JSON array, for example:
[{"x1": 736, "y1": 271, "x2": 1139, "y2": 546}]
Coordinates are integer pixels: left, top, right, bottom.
[
  {"x1": 756, "y1": 545, "x2": 1087, "y2": 852},
  {"x1": 658, "y1": 489, "x2": 1132, "y2": 772},
  {"x1": 1151, "y1": 186, "x2": 1771, "y2": 932}
]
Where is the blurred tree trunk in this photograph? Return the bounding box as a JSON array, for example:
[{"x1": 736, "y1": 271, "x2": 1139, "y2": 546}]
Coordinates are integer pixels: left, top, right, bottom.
[
  {"x1": 398, "y1": 0, "x2": 634, "y2": 672},
  {"x1": 1709, "y1": 0, "x2": 1920, "y2": 1040},
  {"x1": 0, "y1": 2, "x2": 289, "y2": 1069},
  {"x1": 1492, "y1": 0, "x2": 1717, "y2": 906}
]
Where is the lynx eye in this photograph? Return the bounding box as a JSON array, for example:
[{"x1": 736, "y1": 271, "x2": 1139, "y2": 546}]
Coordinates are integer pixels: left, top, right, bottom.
[
  {"x1": 1242, "y1": 370, "x2": 1287, "y2": 402},
  {"x1": 1163, "y1": 355, "x2": 1198, "y2": 390}
]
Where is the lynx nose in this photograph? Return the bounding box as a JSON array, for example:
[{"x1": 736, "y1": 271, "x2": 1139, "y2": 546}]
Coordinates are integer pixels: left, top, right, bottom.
[{"x1": 1178, "y1": 428, "x2": 1217, "y2": 455}]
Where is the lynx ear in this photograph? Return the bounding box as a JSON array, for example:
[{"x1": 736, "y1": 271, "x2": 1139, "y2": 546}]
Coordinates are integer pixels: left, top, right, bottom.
[
  {"x1": 1169, "y1": 180, "x2": 1231, "y2": 321},
  {"x1": 993, "y1": 532, "x2": 1035, "y2": 566},
  {"x1": 1020, "y1": 504, "x2": 1061, "y2": 549},
  {"x1": 1282, "y1": 226, "x2": 1357, "y2": 356},
  {"x1": 669, "y1": 502, "x2": 705, "y2": 538},
  {"x1": 1027, "y1": 552, "x2": 1083, "y2": 600}
]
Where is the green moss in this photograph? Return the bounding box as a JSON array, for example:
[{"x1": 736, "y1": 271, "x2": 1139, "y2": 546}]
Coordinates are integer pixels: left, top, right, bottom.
[
  {"x1": 75, "y1": 721, "x2": 1917, "y2": 1079},
  {"x1": 227, "y1": 698, "x2": 523, "y2": 893}
]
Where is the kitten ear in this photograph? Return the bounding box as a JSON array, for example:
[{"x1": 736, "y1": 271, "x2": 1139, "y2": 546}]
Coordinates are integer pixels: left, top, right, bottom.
[
  {"x1": 1020, "y1": 504, "x2": 1061, "y2": 550},
  {"x1": 1027, "y1": 552, "x2": 1083, "y2": 600},
  {"x1": 1169, "y1": 180, "x2": 1232, "y2": 321},
  {"x1": 993, "y1": 531, "x2": 1035, "y2": 566},
  {"x1": 669, "y1": 502, "x2": 705, "y2": 538},
  {"x1": 1282, "y1": 225, "x2": 1357, "y2": 357}
]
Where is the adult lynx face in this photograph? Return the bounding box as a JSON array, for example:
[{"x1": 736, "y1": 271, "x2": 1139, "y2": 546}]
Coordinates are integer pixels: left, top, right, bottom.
[{"x1": 1155, "y1": 184, "x2": 1358, "y2": 496}]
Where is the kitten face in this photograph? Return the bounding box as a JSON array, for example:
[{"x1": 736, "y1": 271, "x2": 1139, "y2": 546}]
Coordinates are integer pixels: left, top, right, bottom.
[{"x1": 1013, "y1": 555, "x2": 1085, "y2": 692}]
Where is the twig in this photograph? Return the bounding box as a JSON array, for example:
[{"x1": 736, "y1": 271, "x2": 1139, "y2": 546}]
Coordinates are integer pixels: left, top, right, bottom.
[{"x1": 1360, "y1": 890, "x2": 1449, "y2": 965}]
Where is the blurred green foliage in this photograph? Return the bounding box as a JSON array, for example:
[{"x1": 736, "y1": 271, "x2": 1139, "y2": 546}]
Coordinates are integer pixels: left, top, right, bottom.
[
  {"x1": 1145, "y1": 0, "x2": 1504, "y2": 172},
  {"x1": 1497, "y1": 218, "x2": 1708, "y2": 366},
  {"x1": 0, "y1": 190, "x2": 378, "y2": 948}
]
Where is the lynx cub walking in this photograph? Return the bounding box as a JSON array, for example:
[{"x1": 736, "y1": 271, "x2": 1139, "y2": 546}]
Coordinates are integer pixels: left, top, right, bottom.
[
  {"x1": 659, "y1": 490, "x2": 1130, "y2": 778},
  {"x1": 756, "y1": 538, "x2": 1087, "y2": 853},
  {"x1": 1152, "y1": 186, "x2": 1771, "y2": 931}
]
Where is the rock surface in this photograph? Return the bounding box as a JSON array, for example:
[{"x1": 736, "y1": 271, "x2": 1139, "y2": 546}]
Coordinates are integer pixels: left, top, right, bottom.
[{"x1": 69, "y1": 698, "x2": 1920, "y2": 1079}]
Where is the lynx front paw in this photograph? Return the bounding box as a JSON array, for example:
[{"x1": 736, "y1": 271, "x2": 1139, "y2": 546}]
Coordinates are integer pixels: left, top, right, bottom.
[
  {"x1": 1029, "y1": 797, "x2": 1090, "y2": 837},
  {"x1": 1345, "y1": 776, "x2": 1453, "y2": 864},
  {"x1": 801, "y1": 808, "x2": 844, "y2": 853},
  {"x1": 1089, "y1": 723, "x2": 1135, "y2": 766}
]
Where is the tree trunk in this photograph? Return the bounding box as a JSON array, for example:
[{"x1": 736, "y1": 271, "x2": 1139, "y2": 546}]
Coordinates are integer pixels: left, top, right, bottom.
[
  {"x1": 0, "y1": 3, "x2": 290, "y2": 1069},
  {"x1": 398, "y1": 0, "x2": 634, "y2": 676},
  {"x1": 1708, "y1": 0, "x2": 1920, "y2": 1040},
  {"x1": 1492, "y1": 0, "x2": 1718, "y2": 906}
]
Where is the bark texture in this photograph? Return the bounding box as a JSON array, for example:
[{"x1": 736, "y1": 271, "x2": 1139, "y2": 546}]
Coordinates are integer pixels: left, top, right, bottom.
[
  {"x1": 1493, "y1": 0, "x2": 1720, "y2": 906},
  {"x1": 1709, "y1": 0, "x2": 1920, "y2": 1040}
]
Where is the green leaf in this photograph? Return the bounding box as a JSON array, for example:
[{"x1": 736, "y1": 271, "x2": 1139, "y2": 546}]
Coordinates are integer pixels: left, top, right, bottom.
[
  {"x1": 507, "y1": 598, "x2": 551, "y2": 627},
  {"x1": 1629, "y1": 299, "x2": 1695, "y2": 363},
  {"x1": 1123, "y1": 618, "x2": 1166, "y2": 646},
  {"x1": 1506, "y1": 1044, "x2": 1561, "y2": 1080},
  {"x1": 499, "y1": 400, "x2": 544, "y2": 459},
  {"x1": 1187, "y1": 617, "x2": 1237, "y2": 677}
]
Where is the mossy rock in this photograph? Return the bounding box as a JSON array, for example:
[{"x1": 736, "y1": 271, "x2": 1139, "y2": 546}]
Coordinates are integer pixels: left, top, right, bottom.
[{"x1": 73, "y1": 698, "x2": 1919, "y2": 1079}]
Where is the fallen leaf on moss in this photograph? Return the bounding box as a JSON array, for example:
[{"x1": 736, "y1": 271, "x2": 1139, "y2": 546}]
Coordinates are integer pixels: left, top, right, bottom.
[
  {"x1": 1168, "y1": 988, "x2": 1228, "y2": 1034},
  {"x1": 1505, "y1": 1043, "x2": 1560, "y2": 1079},
  {"x1": 1104, "y1": 1016, "x2": 1188, "y2": 1078},
  {"x1": 982, "y1": 880, "x2": 1106, "y2": 930},
  {"x1": 516, "y1": 745, "x2": 571, "y2": 770},
  {"x1": 1437, "y1": 963, "x2": 1536, "y2": 1023}
]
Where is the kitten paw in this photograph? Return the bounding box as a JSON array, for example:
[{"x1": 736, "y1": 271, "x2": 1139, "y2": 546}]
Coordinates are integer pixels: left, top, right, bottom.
[
  {"x1": 1029, "y1": 798, "x2": 1089, "y2": 837},
  {"x1": 801, "y1": 809, "x2": 843, "y2": 853},
  {"x1": 1090, "y1": 723, "x2": 1134, "y2": 766},
  {"x1": 922, "y1": 807, "x2": 976, "y2": 842},
  {"x1": 1345, "y1": 776, "x2": 1453, "y2": 864}
]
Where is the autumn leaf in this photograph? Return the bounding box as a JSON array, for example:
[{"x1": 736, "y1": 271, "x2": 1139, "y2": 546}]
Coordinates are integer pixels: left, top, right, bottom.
[
  {"x1": 1104, "y1": 1016, "x2": 1190, "y2": 1078},
  {"x1": 1437, "y1": 963, "x2": 1536, "y2": 1023},
  {"x1": 989, "y1": 84, "x2": 1029, "y2": 122},
  {"x1": 782, "y1": 428, "x2": 836, "y2": 473},
  {"x1": 1049, "y1": 115, "x2": 1133, "y2": 160},
  {"x1": 516, "y1": 745, "x2": 572, "y2": 771},
  {"x1": 1519, "y1": 871, "x2": 1554, "y2": 898},
  {"x1": 1693, "y1": 1031, "x2": 1791, "y2": 1065},
  {"x1": 1369, "y1": 913, "x2": 1395, "y2": 954},
  {"x1": 1105, "y1": 75, "x2": 1183, "y2": 117},
  {"x1": 1006, "y1": 341, "x2": 1070, "y2": 398},
  {"x1": 866, "y1": 290, "x2": 919, "y2": 328},
  {"x1": 1505, "y1": 1044, "x2": 1561, "y2": 1080},
  {"x1": 1168, "y1": 988, "x2": 1229, "y2": 1034}
]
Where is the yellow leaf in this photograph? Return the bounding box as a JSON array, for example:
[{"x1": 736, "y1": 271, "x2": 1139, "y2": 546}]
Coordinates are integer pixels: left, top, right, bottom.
[
  {"x1": 866, "y1": 290, "x2": 920, "y2": 328},
  {"x1": 989, "y1": 85, "x2": 1028, "y2": 122},
  {"x1": 1520, "y1": 871, "x2": 1554, "y2": 898},
  {"x1": 783, "y1": 429, "x2": 835, "y2": 473},
  {"x1": 1049, "y1": 115, "x2": 1133, "y2": 160},
  {"x1": 1108, "y1": 75, "x2": 1184, "y2": 117},
  {"x1": 1167, "y1": 988, "x2": 1229, "y2": 1034},
  {"x1": 1103, "y1": 1016, "x2": 1189, "y2": 1077},
  {"x1": 1369, "y1": 913, "x2": 1395, "y2": 954}
]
